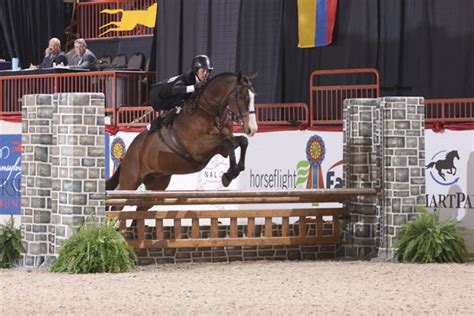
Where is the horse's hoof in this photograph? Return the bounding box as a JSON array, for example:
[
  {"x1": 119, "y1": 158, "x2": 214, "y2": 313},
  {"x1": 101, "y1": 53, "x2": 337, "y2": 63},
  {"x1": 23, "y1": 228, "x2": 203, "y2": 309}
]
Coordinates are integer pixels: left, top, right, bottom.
[{"x1": 222, "y1": 174, "x2": 231, "y2": 187}]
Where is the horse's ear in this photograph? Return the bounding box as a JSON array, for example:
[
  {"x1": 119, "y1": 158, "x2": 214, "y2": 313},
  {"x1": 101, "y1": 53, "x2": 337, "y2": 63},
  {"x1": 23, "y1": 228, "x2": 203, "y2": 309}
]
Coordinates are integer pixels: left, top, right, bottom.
[
  {"x1": 248, "y1": 72, "x2": 258, "y2": 81},
  {"x1": 237, "y1": 71, "x2": 242, "y2": 82}
]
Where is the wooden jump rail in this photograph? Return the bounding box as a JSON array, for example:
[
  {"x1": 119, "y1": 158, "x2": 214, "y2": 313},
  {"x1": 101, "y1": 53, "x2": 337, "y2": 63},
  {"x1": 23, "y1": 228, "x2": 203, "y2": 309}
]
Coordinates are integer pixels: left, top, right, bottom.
[{"x1": 106, "y1": 189, "x2": 377, "y2": 249}]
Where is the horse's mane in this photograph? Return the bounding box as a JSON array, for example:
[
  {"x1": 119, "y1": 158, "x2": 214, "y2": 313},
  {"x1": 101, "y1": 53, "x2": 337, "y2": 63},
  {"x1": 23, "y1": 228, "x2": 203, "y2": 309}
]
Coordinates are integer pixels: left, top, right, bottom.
[
  {"x1": 183, "y1": 72, "x2": 239, "y2": 113},
  {"x1": 204, "y1": 72, "x2": 238, "y2": 86}
]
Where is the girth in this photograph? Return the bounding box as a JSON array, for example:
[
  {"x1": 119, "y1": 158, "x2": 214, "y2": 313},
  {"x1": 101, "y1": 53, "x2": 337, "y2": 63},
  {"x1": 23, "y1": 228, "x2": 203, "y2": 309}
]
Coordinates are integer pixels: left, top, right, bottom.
[{"x1": 157, "y1": 126, "x2": 210, "y2": 168}]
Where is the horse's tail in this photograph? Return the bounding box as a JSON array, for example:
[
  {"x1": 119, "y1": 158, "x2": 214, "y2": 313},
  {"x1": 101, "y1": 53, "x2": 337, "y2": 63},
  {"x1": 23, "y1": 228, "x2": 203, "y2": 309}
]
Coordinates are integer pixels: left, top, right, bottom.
[
  {"x1": 425, "y1": 162, "x2": 435, "y2": 169},
  {"x1": 106, "y1": 164, "x2": 121, "y2": 190}
]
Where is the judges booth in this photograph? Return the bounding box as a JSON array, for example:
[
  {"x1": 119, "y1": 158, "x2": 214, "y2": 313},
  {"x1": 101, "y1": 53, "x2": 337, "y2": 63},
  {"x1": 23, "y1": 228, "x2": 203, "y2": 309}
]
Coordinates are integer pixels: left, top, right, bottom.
[{"x1": 0, "y1": 68, "x2": 154, "y2": 125}]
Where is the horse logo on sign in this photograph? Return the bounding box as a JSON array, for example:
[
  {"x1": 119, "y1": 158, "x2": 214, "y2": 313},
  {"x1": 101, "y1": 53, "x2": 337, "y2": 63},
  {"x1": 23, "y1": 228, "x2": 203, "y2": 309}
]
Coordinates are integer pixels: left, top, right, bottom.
[
  {"x1": 99, "y1": 3, "x2": 158, "y2": 37},
  {"x1": 426, "y1": 150, "x2": 460, "y2": 185}
]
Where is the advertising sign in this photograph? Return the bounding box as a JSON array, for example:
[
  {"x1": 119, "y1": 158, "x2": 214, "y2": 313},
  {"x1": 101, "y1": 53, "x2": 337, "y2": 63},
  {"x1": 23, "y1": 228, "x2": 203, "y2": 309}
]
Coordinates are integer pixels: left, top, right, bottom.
[
  {"x1": 0, "y1": 134, "x2": 21, "y2": 215},
  {"x1": 106, "y1": 130, "x2": 344, "y2": 192},
  {"x1": 425, "y1": 130, "x2": 474, "y2": 251}
]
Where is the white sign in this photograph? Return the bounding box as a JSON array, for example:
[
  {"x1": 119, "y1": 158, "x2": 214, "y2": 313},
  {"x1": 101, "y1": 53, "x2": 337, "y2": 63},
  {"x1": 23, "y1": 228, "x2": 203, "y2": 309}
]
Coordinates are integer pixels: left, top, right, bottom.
[
  {"x1": 425, "y1": 130, "x2": 474, "y2": 234},
  {"x1": 107, "y1": 130, "x2": 344, "y2": 192}
]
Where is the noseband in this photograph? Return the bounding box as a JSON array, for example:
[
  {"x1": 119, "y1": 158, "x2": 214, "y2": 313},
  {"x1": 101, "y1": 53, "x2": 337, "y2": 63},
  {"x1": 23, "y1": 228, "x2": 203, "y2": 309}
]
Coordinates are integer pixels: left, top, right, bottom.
[{"x1": 232, "y1": 83, "x2": 255, "y2": 121}]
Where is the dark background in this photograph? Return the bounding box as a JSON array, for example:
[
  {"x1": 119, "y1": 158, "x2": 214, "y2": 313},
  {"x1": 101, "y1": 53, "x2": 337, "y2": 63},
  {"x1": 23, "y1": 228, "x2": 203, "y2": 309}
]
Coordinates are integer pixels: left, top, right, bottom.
[
  {"x1": 1, "y1": 0, "x2": 472, "y2": 104},
  {"x1": 0, "y1": 0, "x2": 65, "y2": 68},
  {"x1": 153, "y1": 0, "x2": 474, "y2": 104}
]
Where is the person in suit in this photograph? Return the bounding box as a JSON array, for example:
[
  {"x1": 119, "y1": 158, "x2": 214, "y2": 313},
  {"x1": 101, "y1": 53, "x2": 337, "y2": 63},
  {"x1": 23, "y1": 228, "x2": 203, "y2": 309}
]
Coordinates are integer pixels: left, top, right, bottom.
[
  {"x1": 38, "y1": 38, "x2": 68, "y2": 69},
  {"x1": 70, "y1": 38, "x2": 98, "y2": 71}
]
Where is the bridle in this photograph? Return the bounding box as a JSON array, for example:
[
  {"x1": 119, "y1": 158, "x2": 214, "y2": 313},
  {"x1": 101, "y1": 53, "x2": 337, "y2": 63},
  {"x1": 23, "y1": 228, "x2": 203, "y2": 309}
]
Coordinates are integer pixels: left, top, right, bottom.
[
  {"x1": 198, "y1": 77, "x2": 255, "y2": 133},
  {"x1": 233, "y1": 82, "x2": 255, "y2": 120}
]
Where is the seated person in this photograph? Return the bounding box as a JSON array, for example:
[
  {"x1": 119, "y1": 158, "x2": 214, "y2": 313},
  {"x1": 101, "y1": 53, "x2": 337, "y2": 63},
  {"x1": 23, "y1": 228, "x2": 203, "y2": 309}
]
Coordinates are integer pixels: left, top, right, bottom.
[
  {"x1": 38, "y1": 37, "x2": 68, "y2": 69},
  {"x1": 148, "y1": 55, "x2": 213, "y2": 130},
  {"x1": 69, "y1": 38, "x2": 98, "y2": 71}
]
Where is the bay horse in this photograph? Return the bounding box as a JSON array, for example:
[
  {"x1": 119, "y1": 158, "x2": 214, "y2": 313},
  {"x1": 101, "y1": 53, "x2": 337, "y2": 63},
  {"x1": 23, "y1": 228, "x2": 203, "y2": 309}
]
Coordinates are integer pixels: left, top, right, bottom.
[{"x1": 106, "y1": 72, "x2": 258, "y2": 209}]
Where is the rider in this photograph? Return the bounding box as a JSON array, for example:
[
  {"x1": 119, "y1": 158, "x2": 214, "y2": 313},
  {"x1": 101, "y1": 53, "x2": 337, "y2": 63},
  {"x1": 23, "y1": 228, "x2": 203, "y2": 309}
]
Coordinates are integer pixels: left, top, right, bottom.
[{"x1": 149, "y1": 55, "x2": 213, "y2": 130}]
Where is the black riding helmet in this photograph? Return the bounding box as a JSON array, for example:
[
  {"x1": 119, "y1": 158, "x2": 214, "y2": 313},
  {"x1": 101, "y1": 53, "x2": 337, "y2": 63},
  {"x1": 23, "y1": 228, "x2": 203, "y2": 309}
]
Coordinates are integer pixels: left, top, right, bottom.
[{"x1": 191, "y1": 55, "x2": 214, "y2": 72}]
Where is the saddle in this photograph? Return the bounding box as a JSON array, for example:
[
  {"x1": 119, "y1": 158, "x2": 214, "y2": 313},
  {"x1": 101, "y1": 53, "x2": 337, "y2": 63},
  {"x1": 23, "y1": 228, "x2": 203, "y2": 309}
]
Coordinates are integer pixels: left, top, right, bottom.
[{"x1": 149, "y1": 106, "x2": 181, "y2": 132}]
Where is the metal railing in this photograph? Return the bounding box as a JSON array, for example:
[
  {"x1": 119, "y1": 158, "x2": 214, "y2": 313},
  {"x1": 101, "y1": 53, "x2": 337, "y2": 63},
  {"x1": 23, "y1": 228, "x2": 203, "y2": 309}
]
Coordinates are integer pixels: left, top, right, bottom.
[
  {"x1": 0, "y1": 70, "x2": 154, "y2": 125},
  {"x1": 117, "y1": 105, "x2": 158, "y2": 127},
  {"x1": 77, "y1": 0, "x2": 156, "y2": 39},
  {"x1": 310, "y1": 69, "x2": 380, "y2": 126},
  {"x1": 425, "y1": 98, "x2": 474, "y2": 125},
  {"x1": 114, "y1": 103, "x2": 309, "y2": 128},
  {"x1": 2, "y1": 67, "x2": 473, "y2": 130},
  {"x1": 255, "y1": 103, "x2": 308, "y2": 126}
]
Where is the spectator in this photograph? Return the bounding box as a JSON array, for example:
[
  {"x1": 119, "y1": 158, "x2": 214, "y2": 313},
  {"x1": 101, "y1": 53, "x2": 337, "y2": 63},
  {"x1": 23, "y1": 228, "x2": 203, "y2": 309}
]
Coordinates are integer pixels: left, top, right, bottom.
[
  {"x1": 70, "y1": 38, "x2": 98, "y2": 71},
  {"x1": 38, "y1": 37, "x2": 68, "y2": 69}
]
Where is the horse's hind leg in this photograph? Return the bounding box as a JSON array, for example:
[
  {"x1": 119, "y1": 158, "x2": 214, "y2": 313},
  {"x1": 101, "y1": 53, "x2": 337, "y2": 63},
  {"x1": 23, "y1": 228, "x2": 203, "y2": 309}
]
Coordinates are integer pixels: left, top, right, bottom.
[
  {"x1": 143, "y1": 174, "x2": 172, "y2": 191},
  {"x1": 118, "y1": 166, "x2": 144, "y2": 191}
]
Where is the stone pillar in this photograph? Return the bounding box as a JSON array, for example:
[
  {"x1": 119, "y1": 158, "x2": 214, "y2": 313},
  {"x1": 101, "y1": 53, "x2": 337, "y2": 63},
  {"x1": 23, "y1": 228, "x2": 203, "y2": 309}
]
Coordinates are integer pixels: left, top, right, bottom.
[
  {"x1": 21, "y1": 95, "x2": 54, "y2": 268},
  {"x1": 377, "y1": 97, "x2": 425, "y2": 260},
  {"x1": 342, "y1": 99, "x2": 379, "y2": 258},
  {"x1": 21, "y1": 93, "x2": 105, "y2": 268},
  {"x1": 343, "y1": 97, "x2": 425, "y2": 261}
]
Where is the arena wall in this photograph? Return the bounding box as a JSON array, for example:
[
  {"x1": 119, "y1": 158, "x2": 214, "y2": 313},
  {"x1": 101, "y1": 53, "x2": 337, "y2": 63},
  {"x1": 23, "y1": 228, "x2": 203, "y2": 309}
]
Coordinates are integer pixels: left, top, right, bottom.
[{"x1": 12, "y1": 94, "x2": 473, "y2": 266}]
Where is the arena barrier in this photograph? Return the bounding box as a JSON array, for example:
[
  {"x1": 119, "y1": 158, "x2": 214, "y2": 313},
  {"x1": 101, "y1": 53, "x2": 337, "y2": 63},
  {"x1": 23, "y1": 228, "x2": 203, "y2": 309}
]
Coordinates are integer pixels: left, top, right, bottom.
[
  {"x1": 0, "y1": 70, "x2": 154, "y2": 125},
  {"x1": 102, "y1": 97, "x2": 425, "y2": 263},
  {"x1": 106, "y1": 189, "x2": 377, "y2": 249},
  {"x1": 310, "y1": 68, "x2": 380, "y2": 127},
  {"x1": 19, "y1": 93, "x2": 425, "y2": 266}
]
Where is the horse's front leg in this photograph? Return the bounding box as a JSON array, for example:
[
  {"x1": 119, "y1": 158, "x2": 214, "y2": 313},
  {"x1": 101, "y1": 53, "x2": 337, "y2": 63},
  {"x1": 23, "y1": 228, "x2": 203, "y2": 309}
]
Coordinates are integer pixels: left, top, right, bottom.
[
  {"x1": 234, "y1": 135, "x2": 248, "y2": 172},
  {"x1": 221, "y1": 137, "x2": 239, "y2": 187}
]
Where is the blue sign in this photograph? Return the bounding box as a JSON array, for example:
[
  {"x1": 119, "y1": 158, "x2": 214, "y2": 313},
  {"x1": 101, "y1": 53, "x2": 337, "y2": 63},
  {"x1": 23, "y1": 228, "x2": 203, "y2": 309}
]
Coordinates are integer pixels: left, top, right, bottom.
[
  {"x1": 105, "y1": 132, "x2": 110, "y2": 179},
  {"x1": 0, "y1": 134, "x2": 21, "y2": 214}
]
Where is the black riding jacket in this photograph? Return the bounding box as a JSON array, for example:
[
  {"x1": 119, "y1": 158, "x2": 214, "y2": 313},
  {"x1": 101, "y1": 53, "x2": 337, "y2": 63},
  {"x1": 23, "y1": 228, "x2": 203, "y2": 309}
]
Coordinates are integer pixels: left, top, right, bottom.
[{"x1": 150, "y1": 70, "x2": 197, "y2": 111}]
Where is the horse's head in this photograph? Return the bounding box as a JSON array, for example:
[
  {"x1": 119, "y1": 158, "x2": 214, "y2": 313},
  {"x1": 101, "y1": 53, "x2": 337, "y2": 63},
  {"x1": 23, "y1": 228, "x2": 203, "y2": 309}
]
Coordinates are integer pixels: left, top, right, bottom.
[
  {"x1": 449, "y1": 150, "x2": 460, "y2": 160},
  {"x1": 198, "y1": 72, "x2": 258, "y2": 136},
  {"x1": 226, "y1": 72, "x2": 258, "y2": 136}
]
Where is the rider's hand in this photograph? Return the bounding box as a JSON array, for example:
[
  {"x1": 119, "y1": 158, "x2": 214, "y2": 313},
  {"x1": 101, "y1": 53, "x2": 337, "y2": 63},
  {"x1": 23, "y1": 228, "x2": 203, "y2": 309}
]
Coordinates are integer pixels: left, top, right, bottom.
[{"x1": 194, "y1": 80, "x2": 205, "y2": 90}]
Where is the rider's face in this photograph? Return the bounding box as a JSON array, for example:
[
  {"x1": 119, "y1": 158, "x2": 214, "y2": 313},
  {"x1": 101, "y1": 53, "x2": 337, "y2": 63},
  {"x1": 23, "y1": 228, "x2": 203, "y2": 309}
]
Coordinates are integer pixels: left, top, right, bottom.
[{"x1": 197, "y1": 68, "x2": 210, "y2": 81}]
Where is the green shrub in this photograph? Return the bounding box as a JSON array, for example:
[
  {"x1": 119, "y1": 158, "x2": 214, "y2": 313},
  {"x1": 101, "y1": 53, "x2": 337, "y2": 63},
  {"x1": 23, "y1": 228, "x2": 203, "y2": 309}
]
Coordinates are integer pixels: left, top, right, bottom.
[
  {"x1": 394, "y1": 207, "x2": 468, "y2": 263},
  {"x1": 50, "y1": 219, "x2": 136, "y2": 273},
  {"x1": 0, "y1": 216, "x2": 22, "y2": 268}
]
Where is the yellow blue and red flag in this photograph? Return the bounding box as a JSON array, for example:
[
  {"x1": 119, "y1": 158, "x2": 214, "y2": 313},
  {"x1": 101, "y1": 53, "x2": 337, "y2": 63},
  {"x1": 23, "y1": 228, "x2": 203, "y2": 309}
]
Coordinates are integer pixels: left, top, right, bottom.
[{"x1": 297, "y1": 0, "x2": 338, "y2": 48}]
